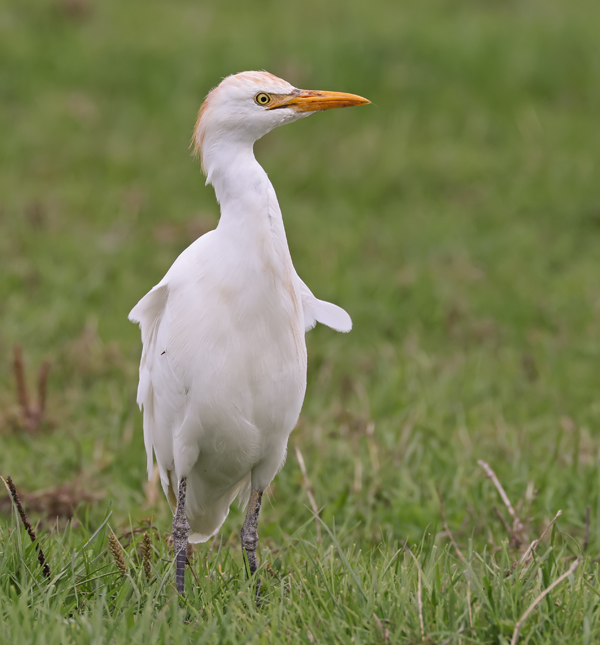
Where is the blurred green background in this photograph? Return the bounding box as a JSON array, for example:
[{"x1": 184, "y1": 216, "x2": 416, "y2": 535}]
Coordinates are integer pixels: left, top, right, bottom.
[{"x1": 1, "y1": 0, "x2": 599, "y2": 551}]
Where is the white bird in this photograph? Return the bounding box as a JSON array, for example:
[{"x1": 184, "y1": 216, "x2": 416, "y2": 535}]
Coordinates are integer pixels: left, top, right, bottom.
[{"x1": 129, "y1": 71, "x2": 370, "y2": 596}]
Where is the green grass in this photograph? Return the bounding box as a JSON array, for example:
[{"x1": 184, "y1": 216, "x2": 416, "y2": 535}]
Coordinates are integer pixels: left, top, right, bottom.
[{"x1": 1, "y1": 0, "x2": 600, "y2": 642}]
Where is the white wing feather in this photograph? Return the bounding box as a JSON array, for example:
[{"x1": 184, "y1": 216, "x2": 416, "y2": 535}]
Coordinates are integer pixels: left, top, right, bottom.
[
  {"x1": 298, "y1": 278, "x2": 352, "y2": 333},
  {"x1": 129, "y1": 282, "x2": 175, "y2": 484}
]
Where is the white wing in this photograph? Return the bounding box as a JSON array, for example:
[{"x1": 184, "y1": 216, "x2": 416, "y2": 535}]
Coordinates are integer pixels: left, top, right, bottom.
[
  {"x1": 298, "y1": 278, "x2": 352, "y2": 333},
  {"x1": 129, "y1": 281, "x2": 180, "y2": 490}
]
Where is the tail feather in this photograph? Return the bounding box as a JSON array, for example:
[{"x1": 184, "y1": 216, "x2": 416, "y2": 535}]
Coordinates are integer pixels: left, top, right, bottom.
[{"x1": 185, "y1": 471, "x2": 252, "y2": 543}]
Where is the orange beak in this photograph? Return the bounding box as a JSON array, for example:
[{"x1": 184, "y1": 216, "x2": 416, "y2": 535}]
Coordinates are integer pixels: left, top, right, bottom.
[{"x1": 268, "y1": 89, "x2": 371, "y2": 112}]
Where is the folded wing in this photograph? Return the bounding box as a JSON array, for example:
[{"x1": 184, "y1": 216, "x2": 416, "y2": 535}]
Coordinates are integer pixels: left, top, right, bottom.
[{"x1": 129, "y1": 282, "x2": 177, "y2": 485}]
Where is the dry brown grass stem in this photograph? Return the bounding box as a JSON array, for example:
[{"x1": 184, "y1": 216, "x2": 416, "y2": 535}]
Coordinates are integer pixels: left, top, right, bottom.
[
  {"x1": 186, "y1": 556, "x2": 202, "y2": 587},
  {"x1": 518, "y1": 510, "x2": 562, "y2": 568},
  {"x1": 436, "y1": 485, "x2": 466, "y2": 564},
  {"x1": 478, "y1": 460, "x2": 517, "y2": 519},
  {"x1": 2, "y1": 476, "x2": 51, "y2": 578},
  {"x1": 12, "y1": 344, "x2": 51, "y2": 433},
  {"x1": 493, "y1": 505, "x2": 513, "y2": 536},
  {"x1": 295, "y1": 446, "x2": 321, "y2": 543},
  {"x1": 13, "y1": 346, "x2": 29, "y2": 413},
  {"x1": 142, "y1": 531, "x2": 152, "y2": 581},
  {"x1": 108, "y1": 532, "x2": 128, "y2": 575},
  {"x1": 510, "y1": 557, "x2": 581, "y2": 645},
  {"x1": 478, "y1": 460, "x2": 525, "y2": 547},
  {"x1": 373, "y1": 613, "x2": 389, "y2": 642}
]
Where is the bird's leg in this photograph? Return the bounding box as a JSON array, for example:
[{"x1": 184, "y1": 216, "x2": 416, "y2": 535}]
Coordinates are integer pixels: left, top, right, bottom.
[
  {"x1": 173, "y1": 477, "x2": 190, "y2": 596},
  {"x1": 241, "y1": 490, "x2": 263, "y2": 599}
]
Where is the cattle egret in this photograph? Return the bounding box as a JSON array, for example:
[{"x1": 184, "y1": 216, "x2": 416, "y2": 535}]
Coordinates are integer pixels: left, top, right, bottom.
[{"x1": 129, "y1": 71, "x2": 370, "y2": 596}]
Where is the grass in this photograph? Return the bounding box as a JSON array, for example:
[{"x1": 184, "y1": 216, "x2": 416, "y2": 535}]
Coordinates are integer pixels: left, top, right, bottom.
[{"x1": 1, "y1": 0, "x2": 600, "y2": 642}]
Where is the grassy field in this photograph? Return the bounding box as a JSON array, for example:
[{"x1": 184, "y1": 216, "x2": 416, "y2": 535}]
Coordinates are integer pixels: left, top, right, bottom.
[{"x1": 1, "y1": 0, "x2": 600, "y2": 642}]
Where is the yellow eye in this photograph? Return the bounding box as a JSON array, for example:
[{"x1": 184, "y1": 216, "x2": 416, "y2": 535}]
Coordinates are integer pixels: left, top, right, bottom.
[{"x1": 255, "y1": 93, "x2": 271, "y2": 106}]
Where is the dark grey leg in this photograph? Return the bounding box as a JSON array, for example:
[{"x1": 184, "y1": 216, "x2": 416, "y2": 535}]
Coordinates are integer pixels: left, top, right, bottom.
[
  {"x1": 241, "y1": 490, "x2": 263, "y2": 598},
  {"x1": 173, "y1": 477, "x2": 190, "y2": 596}
]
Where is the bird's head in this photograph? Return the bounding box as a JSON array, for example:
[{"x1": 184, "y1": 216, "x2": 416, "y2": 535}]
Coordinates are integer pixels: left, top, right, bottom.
[{"x1": 192, "y1": 71, "x2": 370, "y2": 173}]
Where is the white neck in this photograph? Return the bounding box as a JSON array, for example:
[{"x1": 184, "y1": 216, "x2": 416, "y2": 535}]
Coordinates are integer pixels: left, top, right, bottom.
[{"x1": 202, "y1": 135, "x2": 288, "y2": 250}]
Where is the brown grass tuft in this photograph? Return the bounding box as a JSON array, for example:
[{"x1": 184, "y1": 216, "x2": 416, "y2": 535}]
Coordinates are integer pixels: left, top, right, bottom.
[
  {"x1": 108, "y1": 533, "x2": 128, "y2": 576},
  {"x1": 12, "y1": 345, "x2": 51, "y2": 433},
  {"x1": 142, "y1": 531, "x2": 153, "y2": 581}
]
